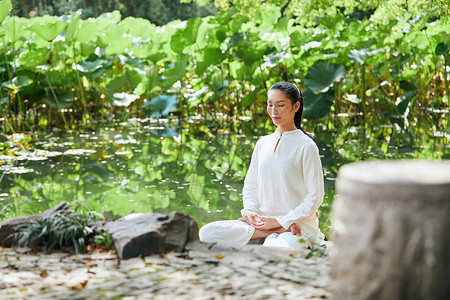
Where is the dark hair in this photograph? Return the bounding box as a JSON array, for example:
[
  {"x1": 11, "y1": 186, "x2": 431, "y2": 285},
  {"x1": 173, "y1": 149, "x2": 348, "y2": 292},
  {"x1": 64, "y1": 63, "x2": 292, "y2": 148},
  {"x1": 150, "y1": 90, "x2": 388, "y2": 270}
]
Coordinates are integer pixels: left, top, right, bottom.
[{"x1": 268, "y1": 82, "x2": 304, "y2": 130}]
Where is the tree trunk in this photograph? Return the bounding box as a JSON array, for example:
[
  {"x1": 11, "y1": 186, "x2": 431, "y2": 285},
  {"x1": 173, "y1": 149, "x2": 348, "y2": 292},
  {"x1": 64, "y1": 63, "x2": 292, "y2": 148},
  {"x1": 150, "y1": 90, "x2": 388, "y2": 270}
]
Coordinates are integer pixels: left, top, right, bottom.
[{"x1": 331, "y1": 161, "x2": 450, "y2": 300}]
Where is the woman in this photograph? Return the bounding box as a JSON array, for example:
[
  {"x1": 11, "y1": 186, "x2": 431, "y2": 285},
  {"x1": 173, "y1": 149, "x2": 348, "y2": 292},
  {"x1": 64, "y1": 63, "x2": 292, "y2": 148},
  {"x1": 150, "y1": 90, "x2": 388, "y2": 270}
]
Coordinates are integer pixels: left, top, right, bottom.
[{"x1": 199, "y1": 82, "x2": 325, "y2": 248}]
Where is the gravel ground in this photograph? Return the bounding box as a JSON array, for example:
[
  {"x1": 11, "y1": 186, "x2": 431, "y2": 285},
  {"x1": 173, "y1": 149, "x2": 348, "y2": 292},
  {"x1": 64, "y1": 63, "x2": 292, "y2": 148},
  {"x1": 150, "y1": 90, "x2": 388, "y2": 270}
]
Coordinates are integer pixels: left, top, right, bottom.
[{"x1": 0, "y1": 242, "x2": 331, "y2": 299}]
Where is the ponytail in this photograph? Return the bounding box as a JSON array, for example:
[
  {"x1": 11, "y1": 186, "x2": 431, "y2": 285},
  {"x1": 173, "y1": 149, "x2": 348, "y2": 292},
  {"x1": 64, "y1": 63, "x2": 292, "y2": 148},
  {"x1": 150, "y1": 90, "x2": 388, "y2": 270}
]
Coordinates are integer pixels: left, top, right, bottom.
[{"x1": 293, "y1": 86, "x2": 304, "y2": 130}]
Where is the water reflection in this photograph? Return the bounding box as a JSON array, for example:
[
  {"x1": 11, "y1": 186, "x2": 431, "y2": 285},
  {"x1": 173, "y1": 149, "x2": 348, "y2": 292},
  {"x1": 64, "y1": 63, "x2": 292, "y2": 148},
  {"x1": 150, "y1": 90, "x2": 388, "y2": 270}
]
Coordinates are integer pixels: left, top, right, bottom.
[{"x1": 0, "y1": 119, "x2": 448, "y2": 239}]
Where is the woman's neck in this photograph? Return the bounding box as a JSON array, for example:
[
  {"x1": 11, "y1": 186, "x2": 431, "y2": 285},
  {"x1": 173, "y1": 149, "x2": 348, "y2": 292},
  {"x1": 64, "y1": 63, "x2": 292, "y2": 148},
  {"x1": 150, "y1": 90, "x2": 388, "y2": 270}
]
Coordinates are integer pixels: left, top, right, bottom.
[{"x1": 276, "y1": 124, "x2": 297, "y2": 135}]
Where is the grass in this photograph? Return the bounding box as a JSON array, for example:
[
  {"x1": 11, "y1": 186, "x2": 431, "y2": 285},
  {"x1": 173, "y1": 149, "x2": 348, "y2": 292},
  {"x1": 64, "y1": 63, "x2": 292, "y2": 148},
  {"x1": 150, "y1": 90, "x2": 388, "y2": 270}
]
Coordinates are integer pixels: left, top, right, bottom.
[{"x1": 14, "y1": 212, "x2": 93, "y2": 253}]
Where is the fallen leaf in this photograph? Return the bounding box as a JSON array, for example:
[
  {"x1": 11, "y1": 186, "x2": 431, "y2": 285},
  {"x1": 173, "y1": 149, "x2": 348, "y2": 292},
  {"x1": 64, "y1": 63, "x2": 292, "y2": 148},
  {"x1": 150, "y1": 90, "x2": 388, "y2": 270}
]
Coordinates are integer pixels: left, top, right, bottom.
[
  {"x1": 69, "y1": 280, "x2": 88, "y2": 290},
  {"x1": 40, "y1": 270, "x2": 49, "y2": 278}
]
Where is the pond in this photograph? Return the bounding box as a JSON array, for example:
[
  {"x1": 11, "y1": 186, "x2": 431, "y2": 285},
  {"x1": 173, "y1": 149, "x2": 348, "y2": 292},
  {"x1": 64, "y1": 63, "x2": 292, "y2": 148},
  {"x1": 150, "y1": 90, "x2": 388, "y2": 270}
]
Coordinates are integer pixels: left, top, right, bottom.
[{"x1": 0, "y1": 117, "x2": 448, "y2": 239}]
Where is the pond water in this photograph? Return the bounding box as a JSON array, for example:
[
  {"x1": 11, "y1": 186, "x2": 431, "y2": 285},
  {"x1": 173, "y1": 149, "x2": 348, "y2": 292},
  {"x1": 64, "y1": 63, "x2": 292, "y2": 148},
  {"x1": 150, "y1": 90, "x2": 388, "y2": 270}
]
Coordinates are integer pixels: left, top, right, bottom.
[{"x1": 0, "y1": 118, "x2": 448, "y2": 238}]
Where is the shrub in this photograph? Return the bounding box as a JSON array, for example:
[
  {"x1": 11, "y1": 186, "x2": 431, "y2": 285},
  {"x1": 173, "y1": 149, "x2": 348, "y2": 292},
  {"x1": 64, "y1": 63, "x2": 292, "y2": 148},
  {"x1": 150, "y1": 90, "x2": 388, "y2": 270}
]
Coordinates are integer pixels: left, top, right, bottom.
[{"x1": 14, "y1": 213, "x2": 93, "y2": 253}]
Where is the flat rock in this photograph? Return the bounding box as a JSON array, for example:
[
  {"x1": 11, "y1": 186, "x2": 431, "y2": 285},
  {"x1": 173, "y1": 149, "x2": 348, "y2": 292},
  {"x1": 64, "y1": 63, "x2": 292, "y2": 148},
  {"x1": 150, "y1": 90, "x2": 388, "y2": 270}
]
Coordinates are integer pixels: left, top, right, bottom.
[{"x1": 101, "y1": 211, "x2": 198, "y2": 259}]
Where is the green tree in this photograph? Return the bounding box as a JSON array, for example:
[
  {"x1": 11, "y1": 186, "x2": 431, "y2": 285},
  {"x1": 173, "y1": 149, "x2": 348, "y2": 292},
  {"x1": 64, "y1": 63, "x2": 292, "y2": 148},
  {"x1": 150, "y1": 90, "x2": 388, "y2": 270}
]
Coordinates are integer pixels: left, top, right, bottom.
[
  {"x1": 187, "y1": 0, "x2": 449, "y2": 24},
  {"x1": 11, "y1": 0, "x2": 216, "y2": 25}
]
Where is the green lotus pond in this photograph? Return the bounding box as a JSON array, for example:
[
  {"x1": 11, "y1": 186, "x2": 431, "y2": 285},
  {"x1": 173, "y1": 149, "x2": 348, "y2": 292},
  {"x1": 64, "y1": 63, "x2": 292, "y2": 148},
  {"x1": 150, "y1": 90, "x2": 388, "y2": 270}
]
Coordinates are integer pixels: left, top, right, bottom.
[{"x1": 0, "y1": 117, "x2": 448, "y2": 239}]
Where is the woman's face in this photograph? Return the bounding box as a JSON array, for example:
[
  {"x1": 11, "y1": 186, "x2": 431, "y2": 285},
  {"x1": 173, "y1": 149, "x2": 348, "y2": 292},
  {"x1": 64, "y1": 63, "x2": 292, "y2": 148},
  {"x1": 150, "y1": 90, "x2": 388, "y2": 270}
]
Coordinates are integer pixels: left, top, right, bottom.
[{"x1": 267, "y1": 89, "x2": 299, "y2": 128}]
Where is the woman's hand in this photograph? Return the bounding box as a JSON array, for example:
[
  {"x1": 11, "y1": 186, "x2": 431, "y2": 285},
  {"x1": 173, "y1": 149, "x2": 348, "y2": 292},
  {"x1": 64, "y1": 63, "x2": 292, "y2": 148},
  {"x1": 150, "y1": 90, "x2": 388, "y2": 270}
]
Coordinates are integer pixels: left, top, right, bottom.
[
  {"x1": 252, "y1": 217, "x2": 281, "y2": 230},
  {"x1": 289, "y1": 223, "x2": 301, "y2": 236},
  {"x1": 243, "y1": 211, "x2": 265, "y2": 226}
]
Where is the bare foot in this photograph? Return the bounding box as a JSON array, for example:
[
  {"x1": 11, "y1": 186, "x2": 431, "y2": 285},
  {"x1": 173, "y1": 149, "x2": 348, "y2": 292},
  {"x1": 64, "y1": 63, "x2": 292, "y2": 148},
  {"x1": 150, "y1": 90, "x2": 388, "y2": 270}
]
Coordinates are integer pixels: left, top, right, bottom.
[{"x1": 238, "y1": 215, "x2": 251, "y2": 225}]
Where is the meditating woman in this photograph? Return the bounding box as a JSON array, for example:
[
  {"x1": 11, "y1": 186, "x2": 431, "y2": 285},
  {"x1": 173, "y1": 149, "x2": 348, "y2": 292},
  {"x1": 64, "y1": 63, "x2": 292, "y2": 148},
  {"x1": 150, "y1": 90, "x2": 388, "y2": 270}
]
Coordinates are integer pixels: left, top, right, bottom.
[{"x1": 199, "y1": 82, "x2": 325, "y2": 248}]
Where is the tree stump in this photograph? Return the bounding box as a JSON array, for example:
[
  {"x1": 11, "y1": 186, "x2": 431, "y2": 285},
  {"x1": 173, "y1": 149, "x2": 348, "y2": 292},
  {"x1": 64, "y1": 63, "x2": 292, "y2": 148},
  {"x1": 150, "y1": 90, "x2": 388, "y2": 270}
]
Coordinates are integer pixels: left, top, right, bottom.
[{"x1": 331, "y1": 160, "x2": 450, "y2": 300}]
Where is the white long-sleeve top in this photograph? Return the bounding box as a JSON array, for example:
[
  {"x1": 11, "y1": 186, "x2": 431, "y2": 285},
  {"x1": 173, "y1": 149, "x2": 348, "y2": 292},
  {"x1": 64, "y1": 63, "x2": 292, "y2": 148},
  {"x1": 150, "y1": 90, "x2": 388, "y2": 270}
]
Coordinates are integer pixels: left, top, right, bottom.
[{"x1": 241, "y1": 129, "x2": 324, "y2": 232}]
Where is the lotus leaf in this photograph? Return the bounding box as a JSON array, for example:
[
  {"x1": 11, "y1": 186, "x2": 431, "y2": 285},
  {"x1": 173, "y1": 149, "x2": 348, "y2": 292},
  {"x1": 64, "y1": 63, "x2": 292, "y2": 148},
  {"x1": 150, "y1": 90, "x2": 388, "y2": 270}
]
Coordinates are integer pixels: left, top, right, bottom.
[
  {"x1": 162, "y1": 54, "x2": 188, "y2": 87},
  {"x1": 229, "y1": 60, "x2": 245, "y2": 79},
  {"x1": 435, "y1": 42, "x2": 450, "y2": 56},
  {"x1": 0, "y1": 0, "x2": 11, "y2": 24},
  {"x1": 241, "y1": 91, "x2": 256, "y2": 108},
  {"x1": 82, "y1": 162, "x2": 113, "y2": 179},
  {"x1": 106, "y1": 37, "x2": 133, "y2": 55},
  {"x1": 3, "y1": 16, "x2": 32, "y2": 42},
  {"x1": 203, "y1": 47, "x2": 226, "y2": 66},
  {"x1": 263, "y1": 52, "x2": 284, "y2": 68},
  {"x1": 75, "y1": 21, "x2": 98, "y2": 43},
  {"x1": 227, "y1": 14, "x2": 249, "y2": 33},
  {"x1": 42, "y1": 70, "x2": 72, "y2": 88},
  {"x1": 18, "y1": 48, "x2": 50, "y2": 68},
  {"x1": 147, "y1": 52, "x2": 168, "y2": 64},
  {"x1": 28, "y1": 19, "x2": 67, "y2": 42},
  {"x1": 134, "y1": 66, "x2": 160, "y2": 95},
  {"x1": 80, "y1": 66, "x2": 107, "y2": 80},
  {"x1": 274, "y1": 15, "x2": 290, "y2": 32},
  {"x1": 255, "y1": 3, "x2": 281, "y2": 32},
  {"x1": 98, "y1": 11, "x2": 121, "y2": 24},
  {"x1": 110, "y1": 93, "x2": 139, "y2": 107},
  {"x1": 64, "y1": 12, "x2": 80, "y2": 43},
  {"x1": 399, "y1": 80, "x2": 419, "y2": 91},
  {"x1": 170, "y1": 18, "x2": 202, "y2": 53},
  {"x1": 404, "y1": 30, "x2": 428, "y2": 50},
  {"x1": 143, "y1": 95, "x2": 178, "y2": 118},
  {"x1": 195, "y1": 21, "x2": 221, "y2": 49},
  {"x1": 234, "y1": 39, "x2": 272, "y2": 66},
  {"x1": 125, "y1": 67, "x2": 144, "y2": 90},
  {"x1": 304, "y1": 62, "x2": 345, "y2": 93},
  {"x1": 302, "y1": 88, "x2": 334, "y2": 120},
  {"x1": 77, "y1": 60, "x2": 103, "y2": 73},
  {"x1": 44, "y1": 89, "x2": 75, "y2": 109},
  {"x1": 106, "y1": 73, "x2": 127, "y2": 98},
  {"x1": 79, "y1": 42, "x2": 97, "y2": 58},
  {"x1": 101, "y1": 24, "x2": 133, "y2": 55},
  {"x1": 120, "y1": 17, "x2": 156, "y2": 39},
  {"x1": 4, "y1": 75, "x2": 33, "y2": 89},
  {"x1": 396, "y1": 91, "x2": 416, "y2": 115},
  {"x1": 348, "y1": 48, "x2": 385, "y2": 65},
  {"x1": 345, "y1": 94, "x2": 362, "y2": 104}
]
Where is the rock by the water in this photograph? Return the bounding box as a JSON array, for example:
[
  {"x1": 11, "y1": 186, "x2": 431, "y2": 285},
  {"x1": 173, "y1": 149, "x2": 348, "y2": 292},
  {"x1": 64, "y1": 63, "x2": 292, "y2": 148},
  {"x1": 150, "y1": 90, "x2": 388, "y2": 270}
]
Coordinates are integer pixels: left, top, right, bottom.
[
  {"x1": 0, "y1": 202, "x2": 70, "y2": 247},
  {"x1": 102, "y1": 211, "x2": 198, "y2": 259}
]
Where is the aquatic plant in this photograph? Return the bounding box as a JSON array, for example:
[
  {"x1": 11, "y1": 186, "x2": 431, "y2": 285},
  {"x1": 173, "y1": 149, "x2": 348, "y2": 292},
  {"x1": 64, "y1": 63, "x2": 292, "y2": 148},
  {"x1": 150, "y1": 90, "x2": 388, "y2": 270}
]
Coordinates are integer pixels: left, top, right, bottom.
[{"x1": 0, "y1": 0, "x2": 447, "y2": 133}]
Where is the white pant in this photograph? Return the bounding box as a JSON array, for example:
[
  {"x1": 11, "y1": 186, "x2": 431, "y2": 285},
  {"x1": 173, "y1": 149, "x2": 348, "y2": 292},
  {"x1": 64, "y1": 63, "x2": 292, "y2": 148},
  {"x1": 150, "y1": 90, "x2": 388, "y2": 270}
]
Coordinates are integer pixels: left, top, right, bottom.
[{"x1": 199, "y1": 220, "x2": 317, "y2": 248}]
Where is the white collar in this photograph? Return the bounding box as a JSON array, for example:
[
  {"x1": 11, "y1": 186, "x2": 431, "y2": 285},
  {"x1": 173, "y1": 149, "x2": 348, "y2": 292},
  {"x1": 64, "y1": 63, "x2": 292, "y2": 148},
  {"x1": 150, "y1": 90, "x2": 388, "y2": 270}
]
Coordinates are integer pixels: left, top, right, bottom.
[{"x1": 274, "y1": 129, "x2": 302, "y2": 138}]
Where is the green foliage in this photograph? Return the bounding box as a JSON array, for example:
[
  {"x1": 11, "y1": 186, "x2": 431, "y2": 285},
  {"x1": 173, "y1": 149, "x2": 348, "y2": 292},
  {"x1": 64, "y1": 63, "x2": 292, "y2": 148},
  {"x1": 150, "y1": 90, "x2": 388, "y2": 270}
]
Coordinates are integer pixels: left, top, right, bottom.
[
  {"x1": 306, "y1": 243, "x2": 328, "y2": 259},
  {"x1": 14, "y1": 213, "x2": 93, "y2": 253},
  {"x1": 12, "y1": 0, "x2": 216, "y2": 26},
  {"x1": 0, "y1": 0, "x2": 12, "y2": 24},
  {"x1": 0, "y1": 1, "x2": 448, "y2": 133},
  {"x1": 199, "y1": 0, "x2": 449, "y2": 25},
  {"x1": 27, "y1": 16, "x2": 67, "y2": 41},
  {"x1": 303, "y1": 88, "x2": 335, "y2": 120},
  {"x1": 143, "y1": 95, "x2": 178, "y2": 118}
]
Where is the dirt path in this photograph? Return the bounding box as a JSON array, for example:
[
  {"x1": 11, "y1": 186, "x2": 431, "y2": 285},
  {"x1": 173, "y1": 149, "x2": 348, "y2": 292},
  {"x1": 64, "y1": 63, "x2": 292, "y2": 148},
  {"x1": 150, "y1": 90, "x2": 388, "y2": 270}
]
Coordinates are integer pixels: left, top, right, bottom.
[{"x1": 0, "y1": 242, "x2": 331, "y2": 299}]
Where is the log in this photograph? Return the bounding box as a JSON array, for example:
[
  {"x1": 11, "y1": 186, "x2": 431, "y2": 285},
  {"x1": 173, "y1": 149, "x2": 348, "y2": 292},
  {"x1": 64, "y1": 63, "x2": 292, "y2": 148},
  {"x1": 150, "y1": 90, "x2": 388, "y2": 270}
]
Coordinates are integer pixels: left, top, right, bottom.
[{"x1": 331, "y1": 160, "x2": 450, "y2": 300}]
